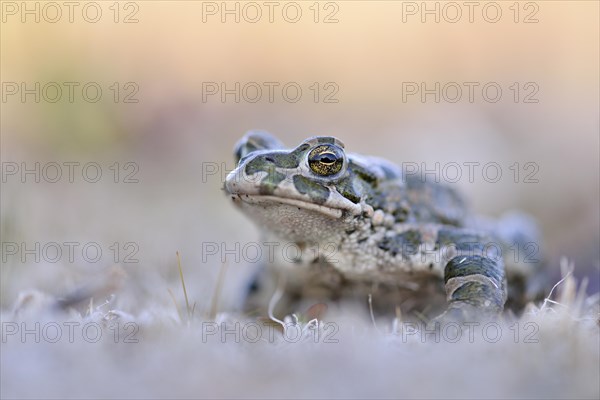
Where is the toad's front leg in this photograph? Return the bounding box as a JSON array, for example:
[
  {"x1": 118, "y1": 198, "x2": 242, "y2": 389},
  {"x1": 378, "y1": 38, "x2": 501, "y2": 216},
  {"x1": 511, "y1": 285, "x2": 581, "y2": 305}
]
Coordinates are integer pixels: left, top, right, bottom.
[
  {"x1": 434, "y1": 231, "x2": 507, "y2": 323},
  {"x1": 441, "y1": 255, "x2": 507, "y2": 322}
]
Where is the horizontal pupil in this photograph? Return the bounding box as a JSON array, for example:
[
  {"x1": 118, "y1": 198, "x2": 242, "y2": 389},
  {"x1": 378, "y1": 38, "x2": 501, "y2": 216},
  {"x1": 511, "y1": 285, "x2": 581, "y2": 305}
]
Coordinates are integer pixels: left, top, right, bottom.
[{"x1": 319, "y1": 154, "x2": 336, "y2": 164}]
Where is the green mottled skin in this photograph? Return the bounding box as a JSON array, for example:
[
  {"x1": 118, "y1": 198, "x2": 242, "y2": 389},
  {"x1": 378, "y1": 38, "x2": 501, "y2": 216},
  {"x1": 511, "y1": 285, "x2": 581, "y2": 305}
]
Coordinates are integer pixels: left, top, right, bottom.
[{"x1": 224, "y1": 131, "x2": 545, "y2": 320}]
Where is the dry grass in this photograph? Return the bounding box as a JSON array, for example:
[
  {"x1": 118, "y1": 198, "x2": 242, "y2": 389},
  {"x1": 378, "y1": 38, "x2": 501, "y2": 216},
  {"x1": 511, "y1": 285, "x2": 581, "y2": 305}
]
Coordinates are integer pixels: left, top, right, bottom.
[{"x1": 1, "y1": 256, "x2": 598, "y2": 400}]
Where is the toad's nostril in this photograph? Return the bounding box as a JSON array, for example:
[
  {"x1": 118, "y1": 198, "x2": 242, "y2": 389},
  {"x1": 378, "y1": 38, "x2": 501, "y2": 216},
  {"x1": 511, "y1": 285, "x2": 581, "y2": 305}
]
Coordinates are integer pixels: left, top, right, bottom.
[{"x1": 265, "y1": 157, "x2": 275, "y2": 163}]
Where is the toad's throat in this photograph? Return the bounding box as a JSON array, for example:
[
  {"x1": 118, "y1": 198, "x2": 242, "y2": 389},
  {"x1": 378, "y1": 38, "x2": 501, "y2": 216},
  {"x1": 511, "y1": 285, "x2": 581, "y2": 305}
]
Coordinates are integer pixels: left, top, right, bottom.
[{"x1": 231, "y1": 194, "x2": 344, "y2": 219}]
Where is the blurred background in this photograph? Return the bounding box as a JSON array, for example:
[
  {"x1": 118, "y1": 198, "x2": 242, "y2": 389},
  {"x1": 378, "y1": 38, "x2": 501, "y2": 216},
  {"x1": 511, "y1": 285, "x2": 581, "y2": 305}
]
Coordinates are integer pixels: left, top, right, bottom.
[{"x1": 1, "y1": 1, "x2": 599, "y2": 315}]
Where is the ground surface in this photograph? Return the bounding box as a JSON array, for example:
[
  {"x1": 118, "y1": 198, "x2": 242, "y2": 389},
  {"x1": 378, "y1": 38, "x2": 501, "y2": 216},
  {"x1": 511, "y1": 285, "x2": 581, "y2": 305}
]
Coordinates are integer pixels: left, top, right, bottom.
[{"x1": 1, "y1": 261, "x2": 598, "y2": 400}]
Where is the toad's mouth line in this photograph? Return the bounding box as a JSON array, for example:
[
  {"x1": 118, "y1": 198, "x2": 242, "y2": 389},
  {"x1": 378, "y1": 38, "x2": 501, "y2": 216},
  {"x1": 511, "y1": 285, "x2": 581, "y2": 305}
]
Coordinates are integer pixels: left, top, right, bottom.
[{"x1": 230, "y1": 194, "x2": 344, "y2": 219}]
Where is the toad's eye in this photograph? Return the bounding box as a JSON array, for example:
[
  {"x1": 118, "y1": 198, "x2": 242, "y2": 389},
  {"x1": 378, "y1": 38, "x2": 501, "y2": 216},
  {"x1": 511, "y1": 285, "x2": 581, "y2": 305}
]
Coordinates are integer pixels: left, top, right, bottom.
[{"x1": 308, "y1": 144, "x2": 344, "y2": 176}]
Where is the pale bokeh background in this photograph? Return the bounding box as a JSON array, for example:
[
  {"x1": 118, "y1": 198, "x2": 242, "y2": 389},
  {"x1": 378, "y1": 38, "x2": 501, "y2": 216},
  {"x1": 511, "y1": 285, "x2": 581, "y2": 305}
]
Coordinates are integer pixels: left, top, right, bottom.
[{"x1": 1, "y1": 1, "x2": 599, "y2": 317}]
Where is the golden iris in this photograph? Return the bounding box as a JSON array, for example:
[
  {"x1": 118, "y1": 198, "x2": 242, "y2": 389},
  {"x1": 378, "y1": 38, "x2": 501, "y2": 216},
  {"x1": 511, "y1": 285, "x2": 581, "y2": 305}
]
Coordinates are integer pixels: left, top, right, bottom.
[{"x1": 308, "y1": 144, "x2": 344, "y2": 176}]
